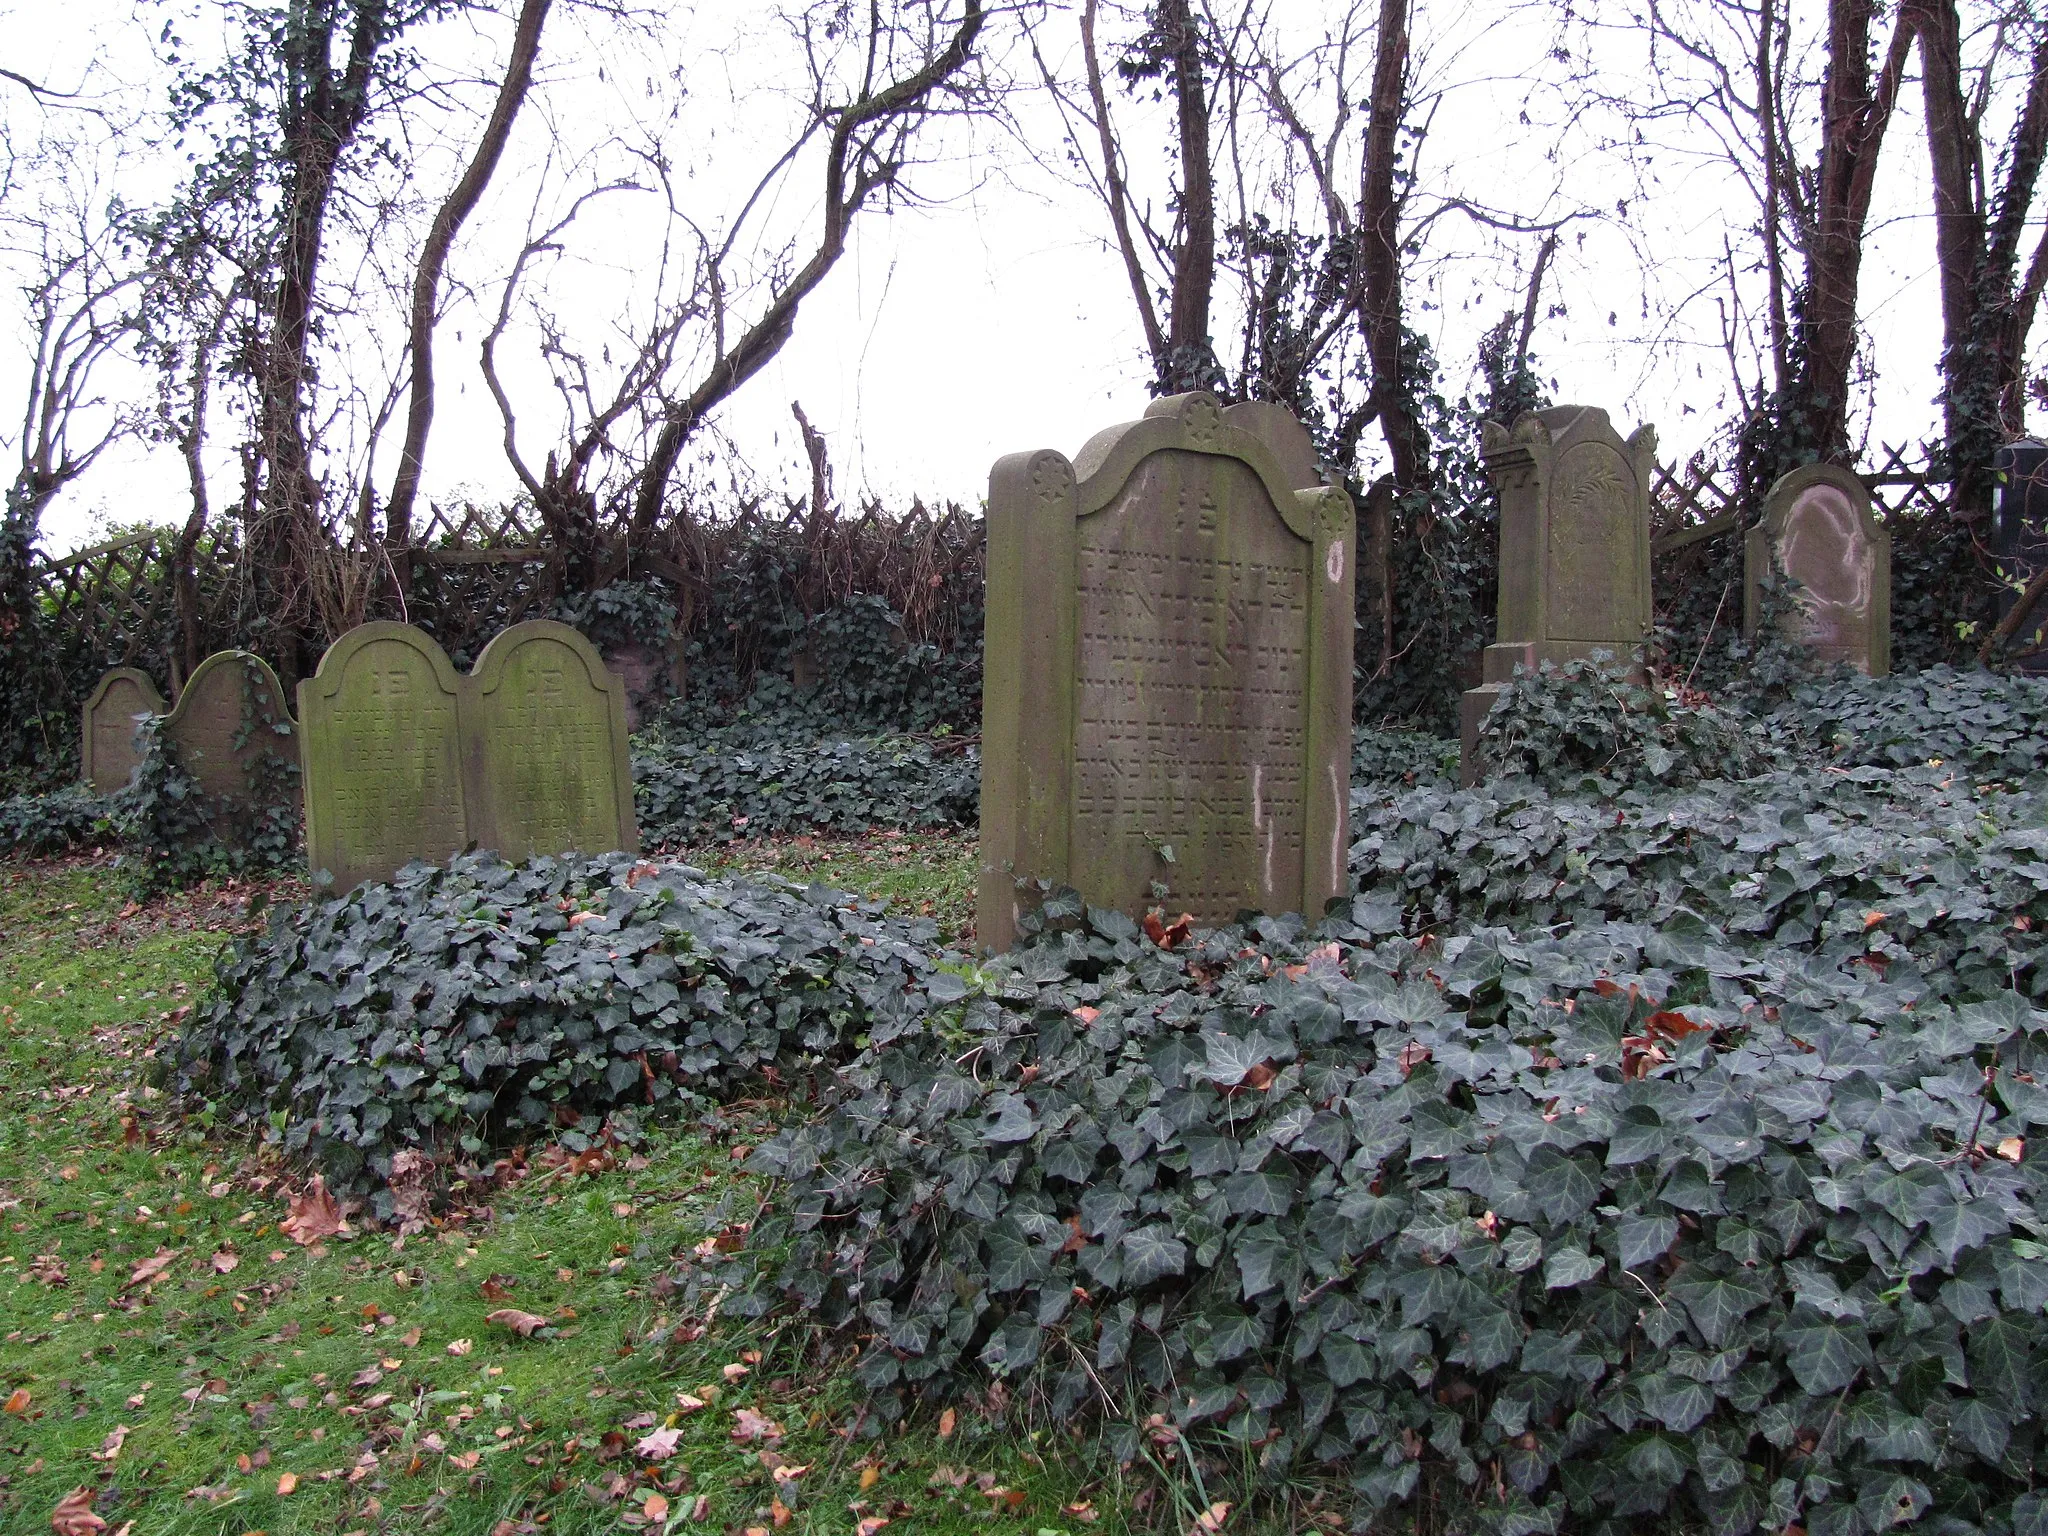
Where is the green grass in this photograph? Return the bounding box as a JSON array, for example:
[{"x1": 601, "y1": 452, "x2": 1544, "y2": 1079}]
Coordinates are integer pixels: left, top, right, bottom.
[
  {"x1": 0, "y1": 848, "x2": 1159, "y2": 1536},
  {"x1": 673, "y1": 826, "x2": 979, "y2": 943}
]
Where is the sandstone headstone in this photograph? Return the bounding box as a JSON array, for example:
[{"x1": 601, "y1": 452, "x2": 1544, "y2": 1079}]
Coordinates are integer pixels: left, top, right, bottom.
[
  {"x1": 468, "y1": 620, "x2": 637, "y2": 863},
  {"x1": 300, "y1": 622, "x2": 469, "y2": 891},
  {"x1": 1460, "y1": 405, "x2": 1656, "y2": 783},
  {"x1": 161, "y1": 650, "x2": 300, "y2": 841},
  {"x1": 81, "y1": 668, "x2": 165, "y2": 792},
  {"x1": 1746, "y1": 464, "x2": 1890, "y2": 674},
  {"x1": 978, "y1": 391, "x2": 1355, "y2": 952}
]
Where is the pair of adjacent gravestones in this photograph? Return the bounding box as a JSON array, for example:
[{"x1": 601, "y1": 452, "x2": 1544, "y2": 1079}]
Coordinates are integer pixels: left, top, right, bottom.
[
  {"x1": 1454, "y1": 406, "x2": 1891, "y2": 782},
  {"x1": 975, "y1": 395, "x2": 1894, "y2": 946},
  {"x1": 80, "y1": 621, "x2": 635, "y2": 889}
]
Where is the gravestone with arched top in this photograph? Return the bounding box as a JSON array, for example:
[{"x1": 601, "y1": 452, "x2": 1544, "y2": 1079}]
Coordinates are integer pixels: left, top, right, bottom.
[
  {"x1": 81, "y1": 668, "x2": 165, "y2": 792},
  {"x1": 1746, "y1": 463, "x2": 1890, "y2": 675},
  {"x1": 977, "y1": 391, "x2": 1355, "y2": 952},
  {"x1": 160, "y1": 650, "x2": 300, "y2": 844}
]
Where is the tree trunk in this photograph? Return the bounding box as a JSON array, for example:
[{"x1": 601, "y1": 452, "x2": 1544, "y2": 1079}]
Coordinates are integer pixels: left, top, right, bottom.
[
  {"x1": 1162, "y1": 0, "x2": 1215, "y2": 391},
  {"x1": 385, "y1": 0, "x2": 551, "y2": 550},
  {"x1": 1358, "y1": 0, "x2": 1426, "y2": 498}
]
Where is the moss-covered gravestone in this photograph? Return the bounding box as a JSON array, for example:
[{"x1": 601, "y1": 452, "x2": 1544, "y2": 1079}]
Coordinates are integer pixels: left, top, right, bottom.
[
  {"x1": 160, "y1": 650, "x2": 300, "y2": 842},
  {"x1": 81, "y1": 668, "x2": 164, "y2": 792},
  {"x1": 468, "y1": 621, "x2": 636, "y2": 863},
  {"x1": 300, "y1": 622, "x2": 470, "y2": 892},
  {"x1": 1460, "y1": 405, "x2": 1656, "y2": 783},
  {"x1": 301, "y1": 619, "x2": 637, "y2": 890},
  {"x1": 1746, "y1": 464, "x2": 1890, "y2": 675},
  {"x1": 978, "y1": 391, "x2": 1355, "y2": 952}
]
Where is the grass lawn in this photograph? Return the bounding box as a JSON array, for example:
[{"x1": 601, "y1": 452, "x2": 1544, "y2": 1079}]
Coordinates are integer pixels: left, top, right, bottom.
[{"x1": 0, "y1": 837, "x2": 1178, "y2": 1536}]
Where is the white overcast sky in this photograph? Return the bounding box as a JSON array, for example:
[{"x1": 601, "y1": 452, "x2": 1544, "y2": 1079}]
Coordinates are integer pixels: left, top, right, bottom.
[{"x1": 3, "y1": 0, "x2": 1968, "y2": 557}]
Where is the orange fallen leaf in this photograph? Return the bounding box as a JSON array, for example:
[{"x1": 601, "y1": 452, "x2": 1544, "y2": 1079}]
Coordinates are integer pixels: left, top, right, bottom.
[
  {"x1": 642, "y1": 1492, "x2": 670, "y2": 1522},
  {"x1": 280, "y1": 1177, "x2": 349, "y2": 1246},
  {"x1": 276, "y1": 1471, "x2": 299, "y2": 1496},
  {"x1": 48, "y1": 1486, "x2": 106, "y2": 1535},
  {"x1": 1189, "y1": 1501, "x2": 1232, "y2": 1534},
  {"x1": 859, "y1": 1464, "x2": 881, "y2": 1490},
  {"x1": 484, "y1": 1309, "x2": 549, "y2": 1338},
  {"x1": 3, "y1": 1388, "x2": 28, "y2": 1414},
  {"x1": 937, "y1": 1407, "x2": 956, "y2": 1439},
  {"x1": 770, "y1": 1497, "x2": 791, "y2": 1528},
  {"x1": 399, "y1": 1327, "x2": 422, "y2": 1347}
]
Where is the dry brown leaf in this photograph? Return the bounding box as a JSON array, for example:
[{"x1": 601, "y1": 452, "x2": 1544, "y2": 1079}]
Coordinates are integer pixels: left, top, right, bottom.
[
  {"x1": 1189, "y1": 1500, "x2": 1232, "y2": 1534},
  {"x1": 48, "y1": 1486, "x2": 106, "y2": 1535},
  {"x1": 673, "y1": 1392, "x2": 706, "y2": 1415},
  {"x1": 859, "y1": 1465, "x2": 881, "y2": 1490},
  {"x1": 937, "y1": 1407, "x2": 956, "y2": 1439},
  {"x1": 720, "y1": 1362, "x2": 749, "y2": 1382},
  {"x1": 730, "y1": 1407, "x2": 783, "y2": 1444},
  {"x1": 855, "y1": 1520, "x2": 890, "y2": 1536},
  {"x1": 124, "y1": 1249, "x2": 177, "y2": 1289},
  {"x1": 3, "y1": 1388, "x2": 29, "y2": 1414},
  {"x1": 445, "y1": 1338, "x2": 473, "y2": 1356},
  {"x1": 484, "y1": 1308, "x2": 549, "y2": 1338},
  {"x1": 635, "y1": 1426, "x2": 682, "y2": 1461},
  {"x1": 688, "y1": 1494, "x2": 712, "y2": 1521},
  {"x1": 399, "y1": 1327, "x2": 423, "y2": 1347},
  {"x1": 210, "y1": 1249, "x2": 239, "y2": 1274},
  {"x1": 280, "y1": 1177, "x2": 349, "y2": 1246},
  {"x1": 1999, "y1": 1137, "x2": 2026, "y2": 1162},
  {"x1": 88, "y1": 1424, "x2": 130, "y2": 1462},
  {"x1": 276, "y1": 1471, "x2": 299, "y2": 1495},
  {"x1": 641, "y1": 1492, "x2": 670, "y2": 1522},
  {"x1": 1063, "y1": 1499, "x2": 1100, "y2": 1523}
]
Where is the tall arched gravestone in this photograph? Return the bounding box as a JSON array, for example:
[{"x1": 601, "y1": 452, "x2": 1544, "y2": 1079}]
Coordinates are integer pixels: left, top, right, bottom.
[
  {"x1": 468, "y1": 620, "x2": 636, "y2": 863},
  {"x1": 1746, "y1": 464, "x2": 1890, "y2": 675},
  {"x1": 81, "y1": 668, "x2": 165, "y2": 792},
  {"x1": 300, "y1": 622, "x2": 469, "y2": 892},
  {"x1": 162, "y1": 651, "x2": 300, "y2": 843},
  {"x1": 1459, "y1": 405, "x2": 1656, "y2": 784},
  {"x1": 978, "y1": 391, "x2": 1355, "y2": 953}
]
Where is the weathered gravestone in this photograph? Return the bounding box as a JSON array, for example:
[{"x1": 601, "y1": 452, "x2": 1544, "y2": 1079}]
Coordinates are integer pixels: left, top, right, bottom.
[
  {"x1": 160, "y1": 650, "x2": 300, "y2": 841},
  {"x1": 300, "y1": 622, "x2": 470, "y2": 892},
  {"x1": 468, "y1": 620, "x2": 636, "y2": 864},
  {"x1": 1459, "y1": 405, "x2": 1656, "y2": 784},
  {"x1": 1745, "y1": 463, "x2": 1890, "y2": 674},
  {"x1": 81, "y1": 668, "x2": 165, "y2": 792},
  {"x1": 1994, "y1": 440, "x2": 2048, "y2": 674},
  {"x1": 300, "y1": 620, "x2": 638, "y2": 890},
  {"x1": 978, "y1": 391, "x2": 1355, "y2": 952}
]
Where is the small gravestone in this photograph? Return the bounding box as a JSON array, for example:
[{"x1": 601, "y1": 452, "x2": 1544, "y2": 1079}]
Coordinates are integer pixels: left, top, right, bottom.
[
  {"x1": 1746, "y1": 464, "x2": 1890, "y2": 674},
  {"x1": 300, "y1": 622, "x2": 470, "y2": 891},
  {"x1": 468, "y1": 620, "x2": 637, "y2": 862},
  {"x1": 161, "y1": 650, "x2": 299, "y2": 841},
  {"x1": 1460, "y1": 405, "x2": 1656, "y2": 784},
  {"x1": 81, "y1": 668, "x2": 164, "y2": 792},
  {"x1": 978, "y1": 391, "x2": 1355, "y2": 952}
]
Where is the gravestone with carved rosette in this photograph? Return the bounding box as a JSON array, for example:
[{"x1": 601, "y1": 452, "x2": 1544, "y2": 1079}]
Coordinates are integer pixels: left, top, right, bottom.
[
  {"x1": 160, "y1": 650, "x2": 300, "y2": 845},
  {"x1": 300, "y1": 622, "x2": 470, "y2": 891},
  {"x1": 1746, "y1": 464, "x2": 1891, "y2": 675},
  {"x1": 468, "y1": 620, "x2": 637, "y2": 863},
  {"x1": 977, "y1": 391, "x2": 1355, "y2": 953},
  {"x1": 1459, "y1": 405, "x2": 1657, "y2": 784},
  {"x1": 81, "y1": 668, "x2": 165, "y2": 792}
]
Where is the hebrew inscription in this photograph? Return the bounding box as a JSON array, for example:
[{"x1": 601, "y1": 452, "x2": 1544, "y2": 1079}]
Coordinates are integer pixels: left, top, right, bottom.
[
  {"x1": 1547, "y1": 440, "x2": 1641, "y2": 643},
  {"x1": 471, "y1": 624, "x2": 631, "y2": 861},
  {"x1": 1071, "y1": 451, "x2": 1310, "y2": 925}
]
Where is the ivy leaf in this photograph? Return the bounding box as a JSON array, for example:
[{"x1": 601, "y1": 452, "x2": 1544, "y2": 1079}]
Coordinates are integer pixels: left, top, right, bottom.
[
  {"x1": 1781, "y1": 1315, "x2": 1872, "y2": 1395},
  {"x1": 1119, "y1": 1226, "x2": 1186, "y2": 1287}
]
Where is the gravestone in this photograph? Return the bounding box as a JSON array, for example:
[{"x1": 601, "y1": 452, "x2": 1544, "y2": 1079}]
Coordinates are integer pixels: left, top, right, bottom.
[
  {"x1": 1459, "y1": 405, "x2": 1656, "y2": 784},
  {"x1": 300, "y1": 622, "x2": 470, "y2": 891},
  {"x1": 80, "y1": 668, "x2": 165, "y2": 792},
  {"x1": 1994, "y1": 440, "x2": 2048, "y2": 675},
  {"x1": 468, "y1": 620, "x2": 637, "y2": 863},
  {"x1": 161, "y1": 650, "x2": 300, "y2": 841},
  {"x1": 1745, "y1": 464, "x2": 1890, "y2": 674},
  {"x1": 978, "y1": 390, "x2": 1355, "y2": 952}
]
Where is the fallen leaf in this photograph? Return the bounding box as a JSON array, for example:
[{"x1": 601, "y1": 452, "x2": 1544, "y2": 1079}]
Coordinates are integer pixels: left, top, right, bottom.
[
  {"x1": 642, "y1": 1492, "x2": 670, "y2": 1522},
  {"x1": 399, "y1": 1327, "x2": 422, "y2": 1347},
  {"x1": 859, "y1": 1465, "x2": 881, "y2": 1490},
  {"x1": 855, "y1": 1521, "x2": 889, "y2": 1536},
  {"x1": 350, "y1": 1366, "x2": 383, "y2": 1388},
  {"x1": 125, "y1": 1249, "x2": 177, "y2": 1289},
  {"x1": 1999, "y1": 1137, "x2": 2026, "y2": 1162},
  {"x1": 89, "y1": 1424, "x2": 131, "y2": 1462},
  {"x1": 447, "y1": 1450, "x2": 481, "y2": 1470},
  {"x1": 635, "y1": 1427, "x2": 682, "y2": 1460},
  {"x1": 446, "y1": 1339, "x2": 473, "y2": 1356},
  {"x1": 276, "y1": 1471, "x2": 299, "y2": 1495},
  {"x1": 280, "y1": 1177, "x2": 349, "y2": 1246},
  {"x1": 721, "y1": 1362, "x2": 749, "y2": 1382},
  {"x1": 48, "y1": 1487, "x2": 106, "y2": 1535},
  {"x1": 210, "y1": 1250, "x2": 239, "y2": 1274},
  {"x1": 688, "y1": 1494, "x2": 711, "y2": 1521},
  {"x1": 3, "y1": 1388, "x2": 28, "y2": 1414},
  {"x1": 673, "y1": 1392, "x2": 706, "y2": 1414},
  {"x1": 1189, "y1": 1500, "x2": 1231, "y2": 1534},
  {"x1": 1063, "y1": 1499, "x2": 1100, "y2": 1522},
  {"x1": 937, "y1": 1407, "x2": 956, "y2": 1440},
  {"x1": 730, "y1": 1407, "x2": 783, "y2": 1444},
  {"x1": 484, "y1": 1309, "x2": 549, "y2": 1338}
]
